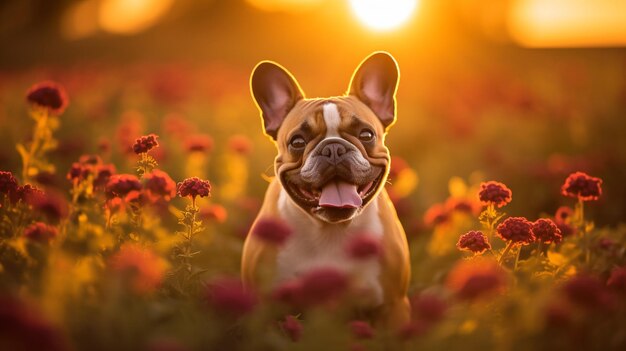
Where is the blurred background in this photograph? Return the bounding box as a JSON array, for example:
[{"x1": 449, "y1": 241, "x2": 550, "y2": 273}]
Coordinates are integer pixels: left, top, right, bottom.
[{"x1": 1, "y1": 0, "x2": 625, "y2": 228}]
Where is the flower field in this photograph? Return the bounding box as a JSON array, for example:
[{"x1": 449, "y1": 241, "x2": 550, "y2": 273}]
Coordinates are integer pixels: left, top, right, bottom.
[{"x1": 0, "y1": 59, "x2": 625, "y2": 351}]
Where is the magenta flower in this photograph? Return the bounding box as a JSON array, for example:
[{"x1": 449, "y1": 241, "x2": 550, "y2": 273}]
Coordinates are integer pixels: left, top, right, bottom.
[
  {"x1": 349, "y1": 320, "x2": 374, "y2": 339},
  {"x1": 410, "y1": 293, "x2": 447, "y2": 323},
  {"x1": 562, "y1": 274, "x2": 615, "y2": 311},
  {"x1": 31, "y1": 191, "x2": 68, "y2": 224},
  {"x1": 26, "y1": 81, "x2": 69, "y2": 115},
  {"x1": 345, "y1": 233, "x2": 381, "y2": 260},
  {"x1": 177, "y1": 177, "x2": 211, "y2": 201},
  {"x1": 457, "y1": 230, "x2": 491, "y2": 254},
  {"x1": 446, "y1": 258, "x2": 507, "y2": 300},
  {"x1": 253, "y1": 217, "x2": 292, "y2": 245},
  {"x1": 532, "y1": 218, "x2": 562, "y2": 244},
  {"x1": 496, "y1": 217, "x2": 535, "y2": 245},
  {"x1": 478, "y1": 181, "x2": 512, "y2": 208},
  {"x1": 132, "y1": 134, "x2": 159, "y2": 154},
  {"x1": 561, "y1": 171, "x2": 602, "y2": 201},
  {"x1": 279, "y1": 315, "x2": 303, "y2": 342},
  {"x1": 205, "y1": 277, "x2": 257, "y2": 317},
  {"x1": 299, "y1": 267, "x2": 348, "y2": 306}
]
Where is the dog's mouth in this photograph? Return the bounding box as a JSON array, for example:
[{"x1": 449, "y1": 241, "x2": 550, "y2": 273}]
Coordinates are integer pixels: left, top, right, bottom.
[{"x1": 282, "y1": 168, "x2": 384, "y2": 222}]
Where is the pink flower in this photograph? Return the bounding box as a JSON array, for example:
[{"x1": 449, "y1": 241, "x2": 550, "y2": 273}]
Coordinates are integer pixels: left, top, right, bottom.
[
  {"x1": 345, "y1": 233, "x2": 381, "y2": 260},
  {"x1": 106, "y1": 174, "x2": 142, "y2": 199},
  {"x1": 110, "y1": 244, "x2": 168, "y2": 294},
  {"x1": 446, "y1": 258, "x2": 507, "y2": 300},
  {"x1": 561, "y1": 171, "x2": 602, "y2": 201},
  {"x1": 532, "y1": 218, "x2": 562, "y2": 244},
  {"x1": 272, "y1": 279, "x2": 305, "y2": 306},
  {"x1": 132, "y1": 133, "x2": 159, "y2": 154},
  {"x1": 496, "y1": 217, "x2": 535, "y2": 245},
  {"x1": 457, "y1": 230, "x2": 491, "y2": 254},
  {"x1": 397, "y1": 320, "x2": 428, "y2": 340},
  {"x1": 252, "y1": 218, "x2": 292, "y2": 245},
  {"x1": 299, "y1": 267, "x2": 348, "y2": 306},
  {"x1": 279, "y1": 315, "x2": 303, "y2": 342},
  {"x1": 26, "y1": 81, "x2": 69, "y2": 115},
  {"x1": 205, "y1": 277, "x2": 257, "y2": 317},
  {"x1": 349, "y1": 320, "x2": 374, "y2": 339},
  {"x1": 478, "y1": 181, "x2": 512, "y2": 208},
  {"x1": 23, "y1": 222, "x2": 58, "y2": 243},
  {"x1": 177, "y1": 177, "x2": 211, "y2": 200},
  {"x1": 184, "y1": 134, "x2": 214, "y2": 153},
  {"x1": 144, "y1": 170, "x2": 176, "y2": 201}
]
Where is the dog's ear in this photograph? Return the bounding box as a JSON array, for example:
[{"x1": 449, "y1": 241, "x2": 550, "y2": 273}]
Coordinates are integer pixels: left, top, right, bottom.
[
  {"x1": 250, "y1": 61, "x2": 305, "y2": 140},
  {"x1": 347, "y1": 52, "x2": 399, "y2": 130}
]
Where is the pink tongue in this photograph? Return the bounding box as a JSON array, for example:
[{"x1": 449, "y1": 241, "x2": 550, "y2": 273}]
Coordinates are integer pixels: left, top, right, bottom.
[{"x1": 319, "y1": 181, "x2": 362, "y2": 208}]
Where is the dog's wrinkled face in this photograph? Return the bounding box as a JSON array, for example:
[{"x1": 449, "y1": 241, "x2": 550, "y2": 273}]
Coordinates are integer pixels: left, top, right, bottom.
[{"x1": 251, "y1": 52, "x2": 399, "y2": 223}]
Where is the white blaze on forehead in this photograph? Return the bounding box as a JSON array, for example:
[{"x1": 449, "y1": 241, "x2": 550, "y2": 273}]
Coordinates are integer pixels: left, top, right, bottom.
[{"x1": 323, "y1": 103, "x2": 341, "y2": 137}]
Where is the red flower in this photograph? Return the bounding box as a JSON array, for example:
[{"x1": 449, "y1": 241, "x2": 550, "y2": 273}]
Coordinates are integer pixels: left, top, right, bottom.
[
  {"x1": 496, "y1": 217, "x2": 535, "y2": 245},
  {"x1": 349, "y1": 320, "x2": 374, "y2": 339},
  {"x1": 445, "y1": 197, "x2": 480, "y2": 215},
  {"x1": 66, "y1": 162, "x2": 91, "y2": 183},
  {"x1": 279, "y1": 315, "x2": 303, "y2": 342},
  {"x1": 410, "y1": 293, "x2": 447, "y2": 324},
  {"x1": 554, "y1": 206, "x2": 573, "y2": 223},
  {"x1": 457, "y1": 230, "x2": 491, "y2": 254},
  {"x1": 532, "y1": 218, "x2": 562, "y2": 244},
  {"x1": 177, "y1": 177, "x2": 211, "y2": 200},
  {"x1": 228, "y1": 135, "x2": 253, "y2": 155},
  {"x1": 26, "y1": 81, "x2": 69, "y2": 115},
  {"x1": 253, "y1": 218, "x2": 292, "y2": 245},
  {"x1": 0, "y1": 171, "x2": 18, "y2": 195},
  {"x1": 110, "y1": 244, "x2": 167, "y2": 294},
  {"x1": 93, "y1": 164, "x2": 116, "y2": 190},
  {"x1": 397, "y1": 320, "x2": 428, "y2": 340},
  {"x1": 9, "y1": 184, "x2": 44, "y2": 205},
  {"x1": 184, "y1": 134, "x2": 214, "y2": 153},
  {"x1": 299, "y1": 267, "x2": 348, "y2": 306},
  {"x1": 607, "y1": 266, "x2": 626, "y2": 294},
  {"x1": 144, "y1": 170, "x2": 176, "y2": 201},
  {"x1": 478, "y1": 181, "x2": 512, "y2": 208},
  {"x1": 561, "y1": 171, "x2": 602, "y2": 201},
  {"x1": 23, "y1": 222, "x2": 58, "y2": 243},
  {"x1": 446, "y1": 258, "x2": 507, "y2": 300},
  {"x1": 272, "y1": 279, "x2": 305, "y2": 306},
  {"x1": 562, "y1": 274, "x2": 615, "y2": 311},
  {"x1": 205, "y1": 277, "x2": 257, "y2": 317},
  {"x1": 0, "y1": 296, "x2": 69, "y2": 351},
  {"x1": 106, "y1": 174, "x2": 142, "y2": 199},
  {"x1": 345, "y1": 233, "x2": 381, "y2": 260},
  {"x1": 132, "y1": 133, "x2": 159, "y2": 154},
  {"x1": 423, "y1": 203, "x2": 449, "y2": 227},
  {"x1": 199, "y1": 204, "x2": 228, "y2": 223},
  {"x1": 31, "y1": 191, "x2": 68, "y2": 224}
]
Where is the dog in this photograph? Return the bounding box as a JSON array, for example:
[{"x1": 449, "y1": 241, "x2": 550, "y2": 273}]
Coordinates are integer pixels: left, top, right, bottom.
[{"x1": 241, "y1": 52, "x2": 410, "y2": 328}]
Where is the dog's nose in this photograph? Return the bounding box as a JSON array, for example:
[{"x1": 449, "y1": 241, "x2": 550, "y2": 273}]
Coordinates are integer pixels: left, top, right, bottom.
[{"x1": 320, "y1": 142, "x2": 347, "y2": 164}]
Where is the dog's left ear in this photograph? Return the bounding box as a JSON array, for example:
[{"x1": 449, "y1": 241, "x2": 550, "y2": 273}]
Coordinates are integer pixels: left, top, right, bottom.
[{"x1": 347, "y1": 52, "x2": 399, "y2": 130}]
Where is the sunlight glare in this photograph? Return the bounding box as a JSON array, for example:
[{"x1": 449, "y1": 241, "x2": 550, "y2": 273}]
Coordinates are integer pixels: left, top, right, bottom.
[
  {"x1": 99, "y1": 0, "x2": 174, "y2": 35},
  {"x1": 349, "y1": 0, "x2": 418, "y2": 31}
]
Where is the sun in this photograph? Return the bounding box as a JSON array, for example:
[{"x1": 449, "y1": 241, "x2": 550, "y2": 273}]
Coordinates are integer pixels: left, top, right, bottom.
[{"x1": 349, "y1": 0, "x2": 419, "y2": 31}]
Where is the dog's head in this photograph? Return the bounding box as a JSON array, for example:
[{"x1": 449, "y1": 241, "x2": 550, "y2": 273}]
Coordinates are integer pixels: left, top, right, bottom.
[{"x1": 251, "y1": 52, "x2": 399, "y2": 223}]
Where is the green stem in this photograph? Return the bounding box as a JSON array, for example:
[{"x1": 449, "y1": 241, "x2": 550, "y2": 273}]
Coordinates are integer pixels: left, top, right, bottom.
[
  {"x1": 22, "y1": 111, "x2": 48, "y2": 182},
  {"x1": 513, "y1": 246, "x2": 521, "y2": 271},
  {"x1": 498, "y1": 241, "x2": 515, "y2": 265}
]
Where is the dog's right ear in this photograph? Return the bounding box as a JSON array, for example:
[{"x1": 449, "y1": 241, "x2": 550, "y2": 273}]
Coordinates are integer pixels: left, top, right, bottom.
[{"x1": 250, "y1": 61, "x2": 305, "y2": 140}]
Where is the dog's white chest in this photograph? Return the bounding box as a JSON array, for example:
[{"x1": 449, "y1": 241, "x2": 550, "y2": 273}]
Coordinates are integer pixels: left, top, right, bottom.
[{"x1": 276, "y1": 190, "x2": 384, "y2": 306}]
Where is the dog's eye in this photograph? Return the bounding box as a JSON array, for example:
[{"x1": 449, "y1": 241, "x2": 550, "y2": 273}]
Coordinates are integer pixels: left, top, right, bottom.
[
  {"x1": 358, "y1": 129, "x2": 375, "y2": 142},
  {"x1": 289, "y1": 136, "x2": 306, "y2": 149}
]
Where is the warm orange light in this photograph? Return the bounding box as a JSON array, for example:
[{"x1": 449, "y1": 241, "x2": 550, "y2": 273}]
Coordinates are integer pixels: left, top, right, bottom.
[
  {"x1": 98, "y1": 0, "x2": 174, "y2": 35},
  {"x1": 61, "y1": 0, "x2": 99, "y2": 40},
  {"x1": 246, "y1": 0, "x2": 326, "y2": 12},
  {"x1": 509, "y1": 0, "x2": 626, "y2": 47},
  {"x1": 349, "y1": 0, "x2": 418, "y2": 31}
]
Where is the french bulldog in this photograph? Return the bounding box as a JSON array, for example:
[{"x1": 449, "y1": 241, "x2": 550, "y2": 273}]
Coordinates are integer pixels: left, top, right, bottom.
[{"x1": 241, "y1": 52, "x2": 411, "y2": 327}]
